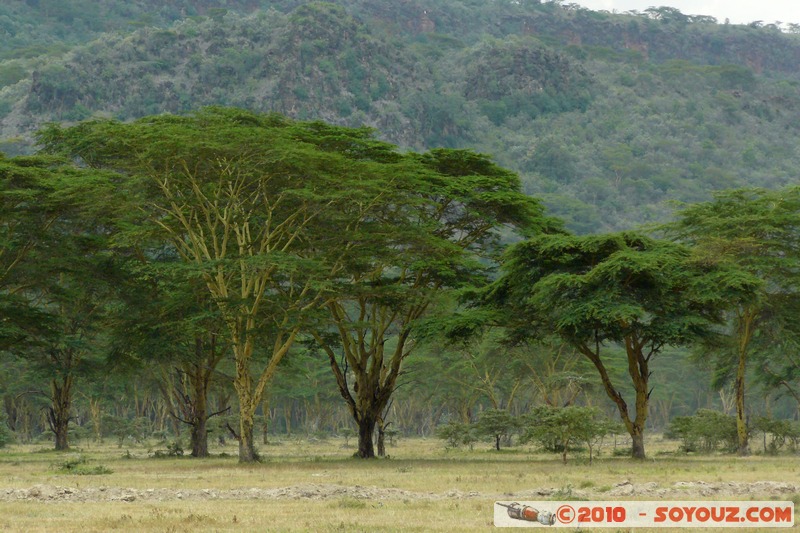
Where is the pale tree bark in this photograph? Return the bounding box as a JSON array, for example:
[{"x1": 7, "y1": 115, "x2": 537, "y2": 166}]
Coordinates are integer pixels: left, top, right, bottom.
[
  {"x1": 88, "y1": 397, "x2": 102, "y2": 443},
  {"x1": 262, "y1": 395, "x2": 271, "y2": 445},
  {"x1": 459, "y1": 349, "x2": 524, "y2": 411},
  {"x1": 526, "y1": 344, "x2": 585, "y2": 408},
  {"x1": 151, "y1": 161, "x2": 322, "y2": 463}
]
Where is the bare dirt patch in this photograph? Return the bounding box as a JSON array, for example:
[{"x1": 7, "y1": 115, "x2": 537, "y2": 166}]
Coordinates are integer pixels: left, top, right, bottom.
[
  {"x1": 4, "y1": 480, "x2": 798, "y2": 504},
  {"x1": 513, "y1": 480, "x2": 800, "y2": 499},
  {"x1": 2, "y1": 484, "x2": 442, "y2": 503}
]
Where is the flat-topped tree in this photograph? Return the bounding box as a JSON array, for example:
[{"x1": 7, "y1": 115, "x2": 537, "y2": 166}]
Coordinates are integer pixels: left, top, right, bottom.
[
  {"x1": 0, "y1": 154, "x2": 60, "y2": 349},
  {"x1": 488, "y1": 232, "x2": 758, "y2": 459},
  {"x1": 38, "y1": 108, "x2": 399, "y2": 462},
  {"x1": 310, "y1": 148, "x2": 551, "y2": 458},
  {"x1": 110, "y1": 253, "x2": 230, "y2": 458},
  {"x1": 1, "y1": 154, "x2": 120, "y2": 451},
  {"x1": 666, "y1": 187, "x2": 800, "y2": 456}
]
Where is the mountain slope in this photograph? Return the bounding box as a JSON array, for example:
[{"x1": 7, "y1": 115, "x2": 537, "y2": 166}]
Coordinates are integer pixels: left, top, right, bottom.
[{"x1": 2, "y1": 0, "x2": 800, "y2": 232}]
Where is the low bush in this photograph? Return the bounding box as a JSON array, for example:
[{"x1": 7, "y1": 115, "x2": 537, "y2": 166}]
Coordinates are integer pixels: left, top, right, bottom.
[
  {"x1": 435, "y1": 421, "x2": 478, "y2": 450},
  {"x1": 52, "y1": 455, "x2": 113, "y2": 475},
  {"x1": 665, "y1": 409, "x2": 738, "y2": 453}
]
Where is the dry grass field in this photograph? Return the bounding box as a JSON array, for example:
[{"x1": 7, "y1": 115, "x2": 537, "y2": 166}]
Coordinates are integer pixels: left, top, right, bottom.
[{"x1": 1, "y1": 435, "x2": 798, "y2": 532}]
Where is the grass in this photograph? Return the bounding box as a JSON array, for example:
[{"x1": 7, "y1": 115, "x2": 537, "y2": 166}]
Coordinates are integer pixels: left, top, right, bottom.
[
  {"x1": 51, "y1": 455, "x2": 113, "y2": 475},
  {"x1": 0, "y1": 435, "x2": 798, "y2": 532}
]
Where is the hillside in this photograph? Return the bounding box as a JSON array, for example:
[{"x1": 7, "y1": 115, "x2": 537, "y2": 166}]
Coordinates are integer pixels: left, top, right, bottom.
[{"x1": 2, "y1": 0, "x2": 800, "y2": 232}]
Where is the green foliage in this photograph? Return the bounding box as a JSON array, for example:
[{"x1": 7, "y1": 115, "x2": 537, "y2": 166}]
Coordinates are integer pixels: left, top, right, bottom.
[
  {"x1": 4, "y1": 1, "x2": 800, "y2": 451},
  {"x1": 304, "y1": 137, "x2": 547, "y2": 458},
  {"x1": 464, "y1": 37, "x2": 594, "y2": 125},
  {"x1": 519, "y1": 405, "x2": 618, "y2": 463},
  {"x1": 752, "y1": 417, "x2": 800, "y2": 454},
  {"x1": 494, "y1": 231, "x2": 757, "y2": 349},
  {"x1": 53, "y1": 455, "x2": 113, "y2": 475},
  {"x1": 3, "y1": 2, "x2": 800, "y2": 232},
  {"x1": 666, "y1": 187, "x2": 800, "y2": 453},
  {"x1": 665, "y1": 409, "x2": 738, "y2": 453},
  {"x1": 488, "y1": 230, "x2": 759, "y2": 458},
  {"x1": 0, "y1": 154, "x2": 64, "y2": 349},
  {"x1": 435, "y1": 421, "x2": 478, "y2": 450},
  {"x1": 152, "y1": 440, "x2": 185, "y2": 458},
  {"x1": 473, "y1": 409, "x2": 517, "y2": 450},
  {"x1": 102, "y1": 415, "x2": 150, "y2": 447},
  {"x1": 339, "y1": 427, "x2": 355, "y2": 446}
]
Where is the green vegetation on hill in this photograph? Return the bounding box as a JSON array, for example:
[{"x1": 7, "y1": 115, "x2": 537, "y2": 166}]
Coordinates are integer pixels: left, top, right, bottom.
[{"x1": 2, "y1": 0, "x2": 800, "y2": 232}]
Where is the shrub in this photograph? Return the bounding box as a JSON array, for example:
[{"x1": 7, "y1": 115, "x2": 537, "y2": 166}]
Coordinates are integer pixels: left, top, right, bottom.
[
  {"x1": 53, "y1": 455, "x2": 112, "y2": 475},
  {"x1": 753, "y1": 417, "x2": 800, "y2": 454},
  {"x1": 666, "y1": 409, "x2": 738, "y2": 453},
  {"x1": 435, "y1": 421, "x2": 478, "y2": 450},
  {"x1": 473, "y1": 409, "x2": 518, "y2": 451},
  {"x1": 520, "y1": 405, "x2": 618, "y2": 464},
  {"x1": 152, "y1": 440, "x2": 184, "y2": 458}
]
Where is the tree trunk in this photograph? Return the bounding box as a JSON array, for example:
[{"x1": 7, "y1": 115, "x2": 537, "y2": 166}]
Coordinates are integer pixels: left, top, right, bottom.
[
  {"x1": 376, "y1": 416, "x2": 387, "y2": 457},
  {"x1": 54, "y1": 424, "x2": 69, "y2": 450},
  {"x1": 191, "y1": 416, "x2": 208, "y2": 458},
  {"x1": 631, "y1": 429, "x2": 646, "y2": 460},
  {"x1": 168, "y1": 400, "x2": 182, "y2": 438},
  {"x1": 238, "y1": 413, "x2": 257, "y2": 463},
  {"x1": 189, "y1": 364, "x2": 210, "y2": 458},
  {"x1": 495, "y1": 434, "x2": 501, "y2": 451},
  {"x1": 89, "y1": 397, "x2": 102, "y2": 443},
  {"x1": 458, "y1": 400, "x2": 472, "y2": 424},
  {"x1": 581, "y1": 336, "x2": 650, "y2": 460},
  {"x1": 735, "y1": 308, "x2": 756, "y2": 456},
  {"x1": 215, "y1": 392, "x2": 230, "y2": 446},
  {"x1": 313, "y1": 303, "x2": 416, "y2": 459},
  {"x1": 377, "y1": 428, "x2": 386, "y2": 457},
  {"x1": 50, "y1": 375, "x2": 73, "y2": 451},
  {"x1": 284, "y1": 405, "x2": 292, "y2": 436},
  {"x1": 735, "y1": 361, "x2": 749, "y2": 455},
  {"x1": 262, "y1": 397, "x2": 270, "y2": 445},
  {"x1": 357, "y1": 415, "x2": 376, "y2": 459},
  {"x1": 234, "y1": 365, "x2": 260, "y2": 464}
]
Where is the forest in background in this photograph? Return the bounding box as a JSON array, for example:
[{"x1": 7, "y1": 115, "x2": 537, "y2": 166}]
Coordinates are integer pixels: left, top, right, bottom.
[
  {"x1": 2, "y1": 0, "x2": 800, "y2": 232},
  {"x1": 1, "y1": 1, "x2": 800, "y2": 461}
]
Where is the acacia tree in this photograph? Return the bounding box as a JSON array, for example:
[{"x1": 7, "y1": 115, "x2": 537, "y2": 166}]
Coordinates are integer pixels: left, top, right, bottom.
[
  {"x1": 474, "y1": 408, "x2": 517, "y2": 451},
  {"x1": 32, "y1": 264, "x2": 113, "y2": 451},
  {"x1": 0, "y1": 154, "x2": 59, "y2": 349},
  {"x1": 111, "y1": 256, "x2": 230, "y2": 458},
  {"x1": 39, "y1": 108, "x2": 406, "y2": 462},
  {"x1": 667, "y1": 187, "x2": 800, "y2": 455},
  {"x1": 311, "y1": 149, "x2": 549, "y2": 458},
  {"x1": 0, "y1": 155, "x2": 118, "y2": 450},
  {"x1": 487, "y1": 232, "x2": 757, "y2": 459},
  {"x1": 521, "y1": 405, "x2": 617, "y2": 464}
]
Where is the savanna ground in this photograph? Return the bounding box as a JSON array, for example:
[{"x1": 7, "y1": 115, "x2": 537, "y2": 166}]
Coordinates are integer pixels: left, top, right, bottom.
[{"x1": 1, "y1": 435, "x2": 798, "y2": 532}]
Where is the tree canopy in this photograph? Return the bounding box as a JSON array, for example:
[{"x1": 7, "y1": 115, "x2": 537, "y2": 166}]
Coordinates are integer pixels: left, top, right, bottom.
[
  {"x1": 666, "y1": 187, "x2": 800, "y2": 454},
  {"x1": 38, "y1": 107, "x2": 411, "y2": 461},
  {"x1": 485, "y1": 231, "x2": 759, "y2": 458}
]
